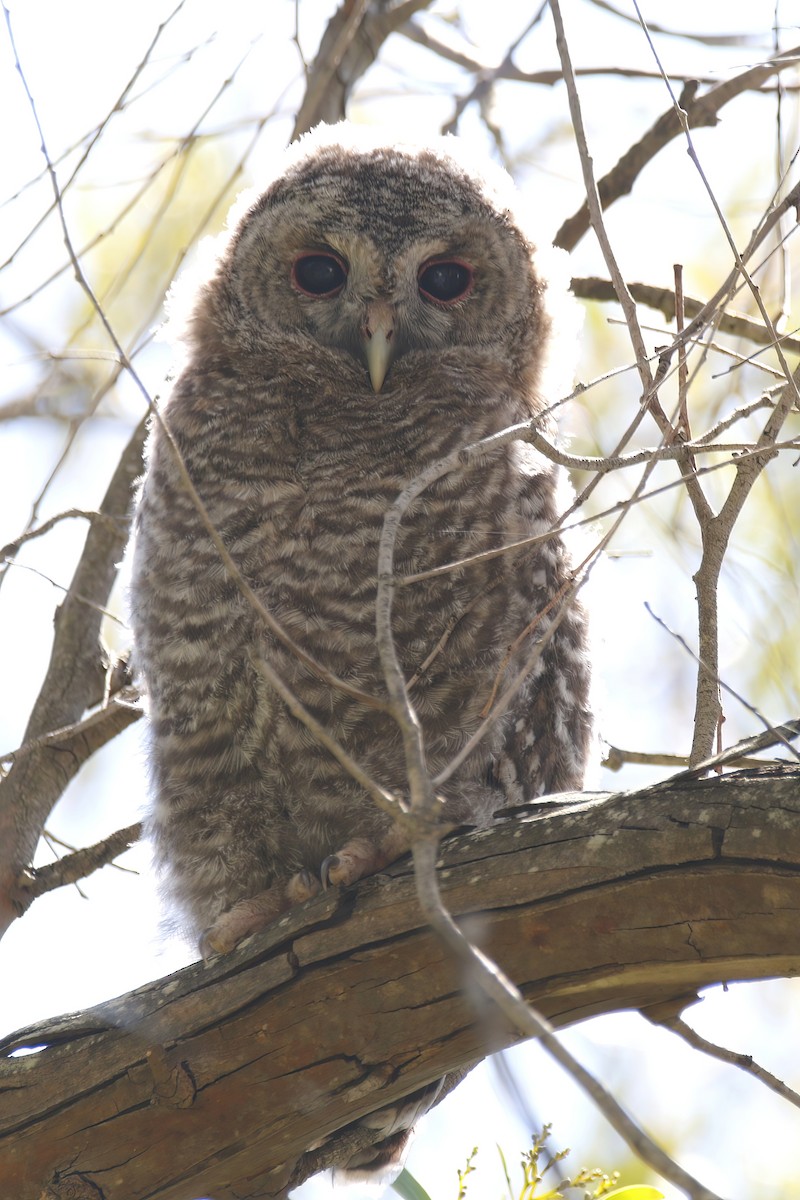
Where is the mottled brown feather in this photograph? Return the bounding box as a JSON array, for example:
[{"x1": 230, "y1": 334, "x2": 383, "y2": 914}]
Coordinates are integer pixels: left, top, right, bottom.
[{"x1": 129, "y1": 122, "x2": 593, "y2": 1180}]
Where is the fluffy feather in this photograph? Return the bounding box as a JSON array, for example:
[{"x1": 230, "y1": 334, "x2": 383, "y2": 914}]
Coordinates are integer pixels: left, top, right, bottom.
[{"x1": 129, "y1": 121, "x2": 593, "y2": 1178}]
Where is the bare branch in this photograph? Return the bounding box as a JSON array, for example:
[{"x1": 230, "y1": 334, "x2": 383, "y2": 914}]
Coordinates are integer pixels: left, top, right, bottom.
[
  {"x1": 9, "y1": 770, "x2": 795, "y2": 1198},
  {"x1": 570, "y1": 276, "x2": 800, "y2": 355},
  {"x1": 0, "y1": 417, "x2": 146, "y2": 940},
  {"x1": 16, "y1": 822, "x2": 142, "y2": 905},
  {"x1": 0, "y1": 691, "x2": 140, "y2": 774},
  {"x1": 292, "y1": 0, "x2": 434, "y2": 139},
  {"x1": 402, "y1": 18, "x2": 724, "y2": 85},
  {"x1": 603, "y1": 746, "x2": 781, "y2": 772},
  {"x1": 645, "y1": 1005, "x2": 800, "y2": 1111},
  {"x1": 555, "y1": 44, "x2": 800, "y2": 252}
]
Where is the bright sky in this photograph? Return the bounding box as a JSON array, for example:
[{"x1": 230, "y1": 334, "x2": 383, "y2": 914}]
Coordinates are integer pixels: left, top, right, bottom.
[{"x1": 2, "y1": 3, "x2": 800, "y2": 1198}]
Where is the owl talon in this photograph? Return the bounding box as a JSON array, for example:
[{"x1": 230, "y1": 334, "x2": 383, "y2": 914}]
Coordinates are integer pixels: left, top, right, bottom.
[
  {"x1": 287, "y1": 868, "x2": 322, "y2": 903},
  {"x1": 320, "y1": 837, "x2": 384, "y2": 889},
  {"x1": 199, "y1": 927, "x2": 226, "y2": 961},
  {"x1": 320, "y1": 855, "x2": 339, "y2": 890},
  {"x1": 198, "y1": 887, "x2": 290, "y2": 957}
]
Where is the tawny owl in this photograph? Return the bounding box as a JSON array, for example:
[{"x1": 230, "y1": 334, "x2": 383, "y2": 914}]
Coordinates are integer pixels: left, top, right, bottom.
[{"x1": 129, "y1": 122, "x2": 593, "y2": 1178}]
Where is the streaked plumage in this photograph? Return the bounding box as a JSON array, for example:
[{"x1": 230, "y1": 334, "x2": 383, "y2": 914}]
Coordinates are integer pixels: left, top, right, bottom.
[{"x1": 129, "y1": 122, "x2": 593, "y2": 1178}]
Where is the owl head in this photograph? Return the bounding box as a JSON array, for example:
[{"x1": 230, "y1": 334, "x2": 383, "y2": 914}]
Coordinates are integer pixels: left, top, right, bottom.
[{"x1": 178, "y1": 123, "x2": 574, "y2": 406}]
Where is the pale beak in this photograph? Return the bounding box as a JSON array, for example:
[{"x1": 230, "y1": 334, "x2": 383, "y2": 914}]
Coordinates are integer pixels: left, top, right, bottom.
[{"x1": 362, "y1": 299, "x2": 396, "y2": 393}]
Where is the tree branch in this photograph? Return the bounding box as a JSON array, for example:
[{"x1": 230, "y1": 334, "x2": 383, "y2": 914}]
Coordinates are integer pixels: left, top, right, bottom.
[
  {"x1": 570, "y1": 276, "x2": 800, "y2": 357},
  {"x1": 0, "y1": 418, "x2": 146, "y2": 941},
  {"x1": 291, "y1": 0, "x2": 434, "y2": 139},
  {"x1": 555, "y1": 44, "x2": 800, "y2": 252},
  {"x1": 645, "y1": 1006, "x2": 800, "y2": 1111},
  {"x1": 2, "y1": 769, "x2": 798, "y2": 1199},
  {"x1": 14, "y1": 821, "x2": 142, "y2": 906}
]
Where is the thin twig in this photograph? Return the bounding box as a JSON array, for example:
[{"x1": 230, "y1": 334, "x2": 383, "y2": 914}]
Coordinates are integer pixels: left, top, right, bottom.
[
  {"x1": 570, "y1": 276, "x2": 800, "y2": 355},
  {"x1": 634, "y1": 4, "x2": 800, "y2": 409},
  {"x1": 555, "y1": 42, "x2": 800, "y2": 252},
  {"x1": 0, "y1": 509, "x2": 119, "y2": 561},
  {"x1": 402, "y1": 18, "x2": 724, "y2": 86},
  {"x1": 0, "y1": 692, "x2": 140, "y2": 771},
  {"x1": 550, "y1": 0, "x2": 652, "y2": 396},
  {"x1": 249, "y1": 654, "x2": 409, "y2": 828},
  {"x1": 401, "y1": 433, "x2": 800, "y2": 589},
  {"x1": 650, "y1": 1013, "x2": 800, "y2": 1111},
  {"x1": 601, "y1": 745, "x2": 786, "y2": 773},
  {"x1": 645, "y1": 604, "x2": 800, "y2": 765},
  {"x1": 412, "y1": 839, "x2": 724, "y2": 1200}
]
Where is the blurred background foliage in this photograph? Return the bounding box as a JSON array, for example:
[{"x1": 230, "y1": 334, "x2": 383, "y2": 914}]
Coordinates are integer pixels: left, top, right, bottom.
[{"x1": 1, "y1": 2, "x2": 799, "y2": 1197}]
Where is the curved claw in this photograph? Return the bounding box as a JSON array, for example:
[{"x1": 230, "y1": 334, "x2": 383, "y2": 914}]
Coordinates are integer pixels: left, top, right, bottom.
[
  {"x1": 320, "y1": 854, "x2": 340, "y2": 890},
  {"x1": 199, "y1": 927, "x2": 225, "y2": 961},
  {"x1": 298, "y1": 867, "x2": 317, "y2": 891}
]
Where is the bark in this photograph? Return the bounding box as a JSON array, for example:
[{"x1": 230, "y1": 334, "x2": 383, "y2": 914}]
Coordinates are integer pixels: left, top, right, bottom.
[
  {"x1": 2, "y1": 767, "x2": 799, "y2": 1200},
  {"x1": 0, "y1": 418, "x2": 147, "y2": 941}
]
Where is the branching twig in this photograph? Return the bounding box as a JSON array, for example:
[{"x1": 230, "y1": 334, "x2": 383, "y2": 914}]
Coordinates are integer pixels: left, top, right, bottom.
[
  {"x1": 0, "y1": 509, "x2": 120, "y2": 562},
  {"x1": 570, "y1": 277, "x2": 800, "y2": 356},
  {"x1": 402, "y1": 17, "x2": 723, "y2": 86},
  {"x1": 291, "y1": 0, "x2": 433, "y2": 139},
  {"x1": 374, "y1": 375, "x2": 719, "y2": 1197},
  {"x1": 15, "y1": 822, "x2": 143, "y2": 906},
  {"x1": 555, "y1": 43, "x2": 800, "y2": 252},
  {"x1": 645, "y1": 603, "x2": 800, "y2": 766},
  {"x1": 0, "y1": 692, "x2": 140, "y2": 772},
  {"x1": 646, "y1": 1010, "x2": 800, "y2": 1111},
  {"x1": 630, "y1": 9, "x2": 800, "y2": 761}
]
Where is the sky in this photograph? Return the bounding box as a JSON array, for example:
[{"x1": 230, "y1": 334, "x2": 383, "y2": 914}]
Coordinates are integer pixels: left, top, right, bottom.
[{"x1": 1, "y1": 2, "x2": 800, "y2": 1198}]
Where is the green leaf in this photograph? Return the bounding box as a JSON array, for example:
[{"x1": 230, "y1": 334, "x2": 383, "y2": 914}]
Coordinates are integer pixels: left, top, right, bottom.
[
  {"x1": 496, "y1": 1143, "x2": 515, "y2": 1200},
  {"x1": 391, "y1": 1167, "x2": 434, "y2": 1200}
]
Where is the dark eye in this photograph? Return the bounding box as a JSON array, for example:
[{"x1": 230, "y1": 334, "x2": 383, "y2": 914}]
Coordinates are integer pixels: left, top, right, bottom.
[
  {"x1": 418, "y1": 259, "x2": 474, "y2": 305},
  {"x1": 291, "y1": 252, "x2": 347, "y2": 297}
]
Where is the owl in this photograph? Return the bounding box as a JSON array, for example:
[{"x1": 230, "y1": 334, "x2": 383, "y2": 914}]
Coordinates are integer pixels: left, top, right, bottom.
[{"x1": 129, "y1": 123, "x2": 593, "y2": 1178}]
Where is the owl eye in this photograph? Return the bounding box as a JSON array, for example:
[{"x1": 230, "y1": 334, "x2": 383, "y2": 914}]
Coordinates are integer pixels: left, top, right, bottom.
[
  {"x1": 292, "y1": 252, "x2": 347, "y2": 297},
  {"x1": 418, "y1": 259, "x2": 474, "y2": 306}
]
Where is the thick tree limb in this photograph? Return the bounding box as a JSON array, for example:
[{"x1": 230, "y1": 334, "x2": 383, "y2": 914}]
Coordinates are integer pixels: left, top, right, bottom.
[
  {"x1": 0, "y1": 418, "x2": 146, "y2": 942},
  {"x1": 2, "y1": 769, "x2": 799, "y2": 1200},
  {"x1": 291, "y1": 0, "x2": 433, "y2": 139}
]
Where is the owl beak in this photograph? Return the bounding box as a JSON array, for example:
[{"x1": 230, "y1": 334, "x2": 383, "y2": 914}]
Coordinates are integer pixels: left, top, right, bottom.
[{"x1": 362, "y1": 299, "x2": 395, "y2": 393}]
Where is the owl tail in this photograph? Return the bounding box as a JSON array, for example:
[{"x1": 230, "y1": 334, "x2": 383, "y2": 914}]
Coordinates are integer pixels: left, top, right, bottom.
[{"x1": 333, "y1": 1067, "x2": 475, "y2": 1184}]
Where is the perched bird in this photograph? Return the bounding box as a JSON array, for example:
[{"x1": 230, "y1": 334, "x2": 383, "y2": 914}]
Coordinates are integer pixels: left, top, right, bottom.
[{"x1": 129, "y1": 122, "x2": 593, "y2": 1176}]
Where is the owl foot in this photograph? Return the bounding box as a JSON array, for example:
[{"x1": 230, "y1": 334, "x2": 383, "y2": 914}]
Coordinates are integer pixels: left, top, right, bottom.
[
  {"x1": 200, "y1": 887, "x2": 289, "y2": 958},
  {"x1": 320, "y1": 828, "x2": 409, "y2": 889},
  {"x1": 200, "y1": 869, "x2": 325, "y2": 958},
  {"x1": 286, "y1": 867, "x2": 323, "y2": 904}
]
